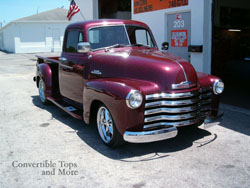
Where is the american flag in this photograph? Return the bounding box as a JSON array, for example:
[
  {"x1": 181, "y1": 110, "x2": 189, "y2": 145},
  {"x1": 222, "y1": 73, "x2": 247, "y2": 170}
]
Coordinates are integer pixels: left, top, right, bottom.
[{"x1": 67, "y1": 0, "x2": 80, "y2": 21}]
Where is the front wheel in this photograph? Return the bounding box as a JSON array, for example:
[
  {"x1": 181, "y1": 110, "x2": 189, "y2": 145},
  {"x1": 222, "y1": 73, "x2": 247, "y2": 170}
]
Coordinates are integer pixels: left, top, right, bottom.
[
  {"x1": 96, "y1": 105, "x2": 124, "y2": 147},
  {"x1": 38, "y1": 78, "x2": 49, "y2": 105}
]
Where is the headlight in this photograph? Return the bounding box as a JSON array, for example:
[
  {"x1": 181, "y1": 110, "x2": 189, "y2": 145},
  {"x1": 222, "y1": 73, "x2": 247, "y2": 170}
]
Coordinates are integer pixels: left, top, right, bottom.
[
  {"x1": 213, "y1": 79, "x2": 224, "y2": 95},
  {"x1": 126, "y1": 90, "x2": 143, "y2": 109}
]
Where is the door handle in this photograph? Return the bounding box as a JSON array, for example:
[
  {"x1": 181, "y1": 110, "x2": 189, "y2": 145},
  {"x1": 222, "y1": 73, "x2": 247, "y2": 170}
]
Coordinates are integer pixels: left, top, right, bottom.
[{"x1": 59, "y1": 57, "x2": 67, "y2": 61}]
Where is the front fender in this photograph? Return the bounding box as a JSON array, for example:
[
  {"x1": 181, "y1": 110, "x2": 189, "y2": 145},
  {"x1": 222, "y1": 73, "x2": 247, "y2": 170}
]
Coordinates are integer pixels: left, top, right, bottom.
[
  {"x1": 83, "y1": 78, "x2": 158, "y2": 135},
  {"x1": 37, "y1": 63, "x2": 52, "y2": 97},
  {"x1": 197, "y1": 72, "x2": 222, "y2": 117}
]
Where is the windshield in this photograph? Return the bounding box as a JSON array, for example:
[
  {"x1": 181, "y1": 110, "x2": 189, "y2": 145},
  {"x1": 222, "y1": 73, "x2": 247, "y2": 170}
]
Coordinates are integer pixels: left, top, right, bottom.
[{"x1": 88, "y1": 25, "x2": 156, "y2": 50}]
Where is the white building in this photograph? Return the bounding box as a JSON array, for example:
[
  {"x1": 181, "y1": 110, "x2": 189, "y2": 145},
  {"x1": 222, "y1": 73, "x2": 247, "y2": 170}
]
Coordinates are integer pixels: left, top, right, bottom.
[{"x1": 0, "y1": 8, "x2": 69, "y2": 53}]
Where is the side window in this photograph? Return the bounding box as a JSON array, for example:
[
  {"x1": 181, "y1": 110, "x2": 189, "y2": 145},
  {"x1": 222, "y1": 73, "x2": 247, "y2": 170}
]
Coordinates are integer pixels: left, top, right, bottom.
[
  {"x1": 135, "y1": 29, "x2": 154, "y2": 47},
  {"x1": 135, "y1": 30, "x2": 147, "y2": 45},
  {"x1": 79, "y1": 32, "x2": 83, "y2": 42},
  {"x1": 65, "y1": 30, "x2": 83, "y2": 53},
  {"x1": 126, "y1": 26, "x2": 156, "y2": 48}
]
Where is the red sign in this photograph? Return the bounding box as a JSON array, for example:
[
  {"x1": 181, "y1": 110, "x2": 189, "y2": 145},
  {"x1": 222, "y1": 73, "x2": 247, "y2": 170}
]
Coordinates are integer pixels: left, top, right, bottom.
[
  {"x1": 171, "y1": 30, "x2": 188, "y2": 47},
  {"x1": 134, "y1": 0, "x2": 189, "y2": 14},
  {"x1": 176, "y1": 14, "x2": 182, "y2": 20}
]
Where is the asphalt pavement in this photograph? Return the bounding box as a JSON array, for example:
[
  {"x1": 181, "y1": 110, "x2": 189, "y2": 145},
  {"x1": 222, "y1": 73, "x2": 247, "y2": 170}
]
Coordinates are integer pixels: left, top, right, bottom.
[{"x1": 0, "y1": 51, "x2": 250, "y2": 188}]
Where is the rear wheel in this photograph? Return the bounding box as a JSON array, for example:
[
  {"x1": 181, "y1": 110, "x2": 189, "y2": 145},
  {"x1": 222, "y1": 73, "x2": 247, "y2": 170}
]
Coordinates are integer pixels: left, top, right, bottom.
[
  {"x1": 38, "y1": 78, "x2": 49, "y2": 105},
  {"x1": 96, "y1": 105, "x2": 124, "y2": 147}
]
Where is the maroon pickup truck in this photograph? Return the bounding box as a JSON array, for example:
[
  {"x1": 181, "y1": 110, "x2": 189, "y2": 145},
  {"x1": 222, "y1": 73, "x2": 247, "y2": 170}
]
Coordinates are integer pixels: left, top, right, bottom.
[{"x1": 34, "y1": 19, "x2": 224, "y2": 147}]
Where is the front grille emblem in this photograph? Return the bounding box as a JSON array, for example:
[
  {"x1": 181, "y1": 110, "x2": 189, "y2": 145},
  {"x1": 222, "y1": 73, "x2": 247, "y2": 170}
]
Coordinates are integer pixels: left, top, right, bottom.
[{"x1": 172, "y1": 81, "x2": 197, "y2": 90}]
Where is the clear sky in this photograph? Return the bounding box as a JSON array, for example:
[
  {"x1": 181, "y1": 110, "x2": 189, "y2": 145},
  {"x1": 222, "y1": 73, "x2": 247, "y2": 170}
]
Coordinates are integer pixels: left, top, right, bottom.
[{"x1": 0, "y1": 0, "x2": 70, "y2": 26}]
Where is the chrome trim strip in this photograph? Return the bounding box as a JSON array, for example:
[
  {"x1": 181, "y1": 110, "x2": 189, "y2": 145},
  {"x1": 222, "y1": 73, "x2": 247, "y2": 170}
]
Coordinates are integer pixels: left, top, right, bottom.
[
  {"x1": 123, "y1": 24, "x2": 131, "y2": 46},
  {"x1": 144, "y1": 105, "x2": 198, "y2": 115},
  {"x1": 144, "y1": 113, "x2": 197, "y2": 123},
  {"x1": 145, "y1": 98, "x2": 199, "y2": 108},
  {"x1": 146, "y1": 91, "x2": 199, "y2": 100},
  {"x1": 59, "y1": 57, "x2": 67, "y2": 61},
  {"x1": 173, "y1": 59, "x2": 188, "y2": 82},
  {"x1": 143, "y1": 119, "x2": 200, "y2": 130},
  {"x1": 91, "y1": 70, "x2": 102, "y2": 75},
  {"x1": 123, "y1": 127, "x2": 177, "y2": 143}
]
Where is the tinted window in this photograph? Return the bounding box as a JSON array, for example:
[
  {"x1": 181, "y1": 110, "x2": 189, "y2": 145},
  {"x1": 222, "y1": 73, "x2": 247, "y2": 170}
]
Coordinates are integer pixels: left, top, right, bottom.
[{"x1": 65, "y1": 30, "x2": 83, "y2": 53}]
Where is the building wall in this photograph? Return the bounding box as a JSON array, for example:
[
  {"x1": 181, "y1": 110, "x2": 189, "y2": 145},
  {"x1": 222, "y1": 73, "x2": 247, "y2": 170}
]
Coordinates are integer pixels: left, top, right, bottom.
[
  {"x1": 0, "y1": 22, "x2": 68, "y2": 53},
  {"x1": 0, "y1": 24, "x2": 15, "y2": 52},
  {"x1": 71, "y1": 0, "x2": 99, "y2": 22},
  {"x1": 15, "y1": 22, "x2": 67, "y2": 53},
  {"x1": 132, "y1": 0, "x2": 213, "y2": 74}
]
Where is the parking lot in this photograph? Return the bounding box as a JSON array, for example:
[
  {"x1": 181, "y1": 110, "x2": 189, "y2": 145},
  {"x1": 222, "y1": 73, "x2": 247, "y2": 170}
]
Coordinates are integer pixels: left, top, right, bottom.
[{"x1": 0, "y1": 51, "x2": 250, "y2": 188}]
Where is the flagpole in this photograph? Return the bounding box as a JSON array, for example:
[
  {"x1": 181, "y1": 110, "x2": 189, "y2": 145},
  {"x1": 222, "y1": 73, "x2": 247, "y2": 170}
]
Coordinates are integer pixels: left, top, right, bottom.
[{"x1": 79, "y1": 11, "x2": 86, "y2": 21}]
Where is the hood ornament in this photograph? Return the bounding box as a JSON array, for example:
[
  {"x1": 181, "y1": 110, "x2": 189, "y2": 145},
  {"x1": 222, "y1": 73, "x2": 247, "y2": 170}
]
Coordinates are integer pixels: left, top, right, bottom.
[{"x1": 172, "y1": 81, "x2": 197, "y2": 90}]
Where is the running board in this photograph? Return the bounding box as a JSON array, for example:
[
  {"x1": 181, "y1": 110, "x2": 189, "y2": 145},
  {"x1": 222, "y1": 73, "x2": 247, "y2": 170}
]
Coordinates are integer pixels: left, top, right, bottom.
[{"x1": 47, "y1": 97, "x2": 83, "y2": 120}]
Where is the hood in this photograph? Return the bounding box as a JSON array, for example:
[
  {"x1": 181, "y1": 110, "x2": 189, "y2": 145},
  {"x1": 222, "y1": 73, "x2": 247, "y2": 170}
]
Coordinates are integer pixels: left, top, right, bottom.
[{"x1": 90, "y1": 48, "x2": 198, "y2": 92}]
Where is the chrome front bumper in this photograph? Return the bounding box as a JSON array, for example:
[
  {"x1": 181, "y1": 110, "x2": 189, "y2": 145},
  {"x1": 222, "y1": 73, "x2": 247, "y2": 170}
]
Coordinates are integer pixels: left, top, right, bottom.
[
  {"x1": 123, "y1": 112, "x2": 223, "y2": 143},
  {"x1": 123, "y1": 127, "x2": 178, "y2": 143}
]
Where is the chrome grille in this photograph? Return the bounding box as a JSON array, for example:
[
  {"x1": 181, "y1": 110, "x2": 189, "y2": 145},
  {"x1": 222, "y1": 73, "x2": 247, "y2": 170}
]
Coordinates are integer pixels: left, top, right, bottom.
[{"x1": 144, "y1": 88, "x2": 212, "y2": 131}]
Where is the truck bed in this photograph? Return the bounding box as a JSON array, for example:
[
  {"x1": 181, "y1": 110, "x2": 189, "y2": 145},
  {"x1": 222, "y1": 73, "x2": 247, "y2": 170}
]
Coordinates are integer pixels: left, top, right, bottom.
[{"x1": 36, "y1": 56, "x2": 60, "y2": 64}]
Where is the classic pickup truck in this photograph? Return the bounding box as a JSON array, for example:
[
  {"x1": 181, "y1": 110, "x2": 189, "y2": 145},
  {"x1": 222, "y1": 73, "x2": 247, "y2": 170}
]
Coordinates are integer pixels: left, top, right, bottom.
[{"x1": 34, "y1": 19, "x2": 224, "y2": 147}]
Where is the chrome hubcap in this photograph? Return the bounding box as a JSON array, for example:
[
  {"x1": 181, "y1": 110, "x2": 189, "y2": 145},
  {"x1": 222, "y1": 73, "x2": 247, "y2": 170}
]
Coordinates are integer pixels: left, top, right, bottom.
[
  {"x1": 97, "y1": 106, "x2": 114, "y2": 143},
  {"x1": 39, "y1": 79, "x2": 46, "y2": 102}
]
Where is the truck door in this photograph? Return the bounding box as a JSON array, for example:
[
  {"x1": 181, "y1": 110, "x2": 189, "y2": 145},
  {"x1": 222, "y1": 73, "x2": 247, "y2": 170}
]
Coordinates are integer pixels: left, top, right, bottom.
[
  {"x1": 59, "y1": 29, "x2": 88, "y2": 104},
  {"x1": 166, "y1": 11, "x2": 191, "y2": 61}
]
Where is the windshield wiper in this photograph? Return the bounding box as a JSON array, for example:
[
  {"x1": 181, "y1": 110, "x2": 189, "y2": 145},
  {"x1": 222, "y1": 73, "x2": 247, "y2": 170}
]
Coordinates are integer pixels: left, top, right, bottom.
[
  {"x1": 104, "y1": 44, "x2": 128, "y2": 51},
  {"x1": 131, "y1": 44, "x2": 151, "y2": 48}
]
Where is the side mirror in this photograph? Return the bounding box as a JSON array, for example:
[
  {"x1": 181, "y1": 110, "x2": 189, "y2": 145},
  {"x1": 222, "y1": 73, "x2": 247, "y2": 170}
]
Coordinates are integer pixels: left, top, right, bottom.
[
  {"x1": 162, "y1": 42, "x2": 169, "y2": 51},
  {"x1": 77, "y1": 42, "x2": 90, "y2": 53}
]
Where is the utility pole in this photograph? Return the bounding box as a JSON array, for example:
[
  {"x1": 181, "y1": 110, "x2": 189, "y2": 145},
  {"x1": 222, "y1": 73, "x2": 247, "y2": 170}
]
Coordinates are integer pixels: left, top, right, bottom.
[{"x1": 37, "y1": 6, "x2": 39, "y2": 14}]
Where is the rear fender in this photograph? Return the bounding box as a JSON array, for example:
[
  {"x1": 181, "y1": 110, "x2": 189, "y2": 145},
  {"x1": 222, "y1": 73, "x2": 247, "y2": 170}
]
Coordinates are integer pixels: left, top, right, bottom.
[{"x1": 37, "y1": 63, "x2": 52, "y2": 97}]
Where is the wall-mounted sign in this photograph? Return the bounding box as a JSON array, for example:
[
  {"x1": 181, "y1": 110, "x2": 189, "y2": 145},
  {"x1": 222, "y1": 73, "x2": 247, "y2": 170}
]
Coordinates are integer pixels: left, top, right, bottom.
[
  {"x1": 134, "y1": 0, "x2": 188, "y2": 14},
  {"x1": 171, "y1": 30, "x2": 188, "y2": 47}
]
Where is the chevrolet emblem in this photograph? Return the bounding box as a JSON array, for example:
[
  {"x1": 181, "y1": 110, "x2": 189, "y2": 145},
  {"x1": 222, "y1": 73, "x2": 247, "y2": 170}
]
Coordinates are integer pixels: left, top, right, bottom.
[{"x1": 171, "y1": 81, "x2": 197, "y2": 90}]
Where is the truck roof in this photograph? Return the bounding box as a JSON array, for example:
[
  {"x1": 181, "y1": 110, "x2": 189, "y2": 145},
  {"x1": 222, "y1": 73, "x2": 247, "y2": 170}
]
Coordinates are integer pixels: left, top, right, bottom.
[{"x1": 67, "y1": 19, "x2": 149, "y2": 30}]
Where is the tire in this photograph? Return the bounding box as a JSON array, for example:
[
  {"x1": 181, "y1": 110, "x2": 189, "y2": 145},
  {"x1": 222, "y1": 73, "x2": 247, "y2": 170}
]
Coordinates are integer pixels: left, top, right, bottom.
[
  {"x1": 96, "y1": 105, "x2": 124, "y2": 147},
  {"x1": 38, "y1": 78, "x2": 49, "y2": 105}
]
